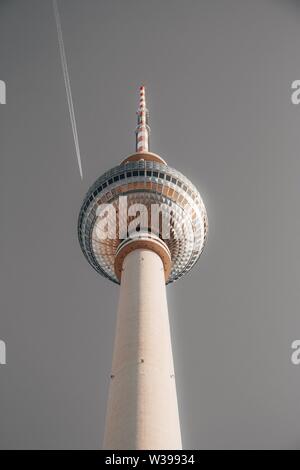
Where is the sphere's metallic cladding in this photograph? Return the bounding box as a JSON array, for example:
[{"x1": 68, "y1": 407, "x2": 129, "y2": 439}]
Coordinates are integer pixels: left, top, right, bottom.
[{"x1": 78, "y1": 156, "x2": 208, "y2": 284}]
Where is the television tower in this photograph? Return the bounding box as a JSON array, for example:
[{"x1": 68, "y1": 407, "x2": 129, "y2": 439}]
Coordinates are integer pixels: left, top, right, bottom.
[{"x1": 78, "y1": 86, "x2": 208, "y2": 449}]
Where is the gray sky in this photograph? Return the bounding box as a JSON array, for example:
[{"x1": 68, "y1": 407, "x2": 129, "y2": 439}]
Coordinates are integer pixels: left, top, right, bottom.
[{"x1": 1, "y1": 0, "x2": 300, "y2": 449}]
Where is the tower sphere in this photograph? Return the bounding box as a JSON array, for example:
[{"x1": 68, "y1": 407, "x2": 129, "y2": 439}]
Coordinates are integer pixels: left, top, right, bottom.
[{"x1": 78, "y1": 88, "x2": 208, "y2": 284}]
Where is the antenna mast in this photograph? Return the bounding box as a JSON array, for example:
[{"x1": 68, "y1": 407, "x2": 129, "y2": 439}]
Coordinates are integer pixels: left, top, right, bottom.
[{"x1": 135, "y1": 85, "x2": 150, "y2": 152}]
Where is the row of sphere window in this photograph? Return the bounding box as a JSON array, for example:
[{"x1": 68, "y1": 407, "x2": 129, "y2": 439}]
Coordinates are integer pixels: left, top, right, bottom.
[
  {"x1": 101, "y1": 161, "x2": 164, "y2": 181},
  {"x1": 90, "y1": 171, "x2": 197, "y2": 200}
]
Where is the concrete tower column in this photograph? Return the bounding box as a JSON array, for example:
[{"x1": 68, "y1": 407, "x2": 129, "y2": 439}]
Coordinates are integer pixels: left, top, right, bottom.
[{"x1": 103, "y1": 248, "x2": 182, "y2": 450}]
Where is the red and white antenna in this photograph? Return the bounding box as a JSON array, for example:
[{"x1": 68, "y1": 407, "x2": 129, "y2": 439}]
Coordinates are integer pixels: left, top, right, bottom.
[{"x1": 135, "y1": 85, "x2": 150, "y2": 152}]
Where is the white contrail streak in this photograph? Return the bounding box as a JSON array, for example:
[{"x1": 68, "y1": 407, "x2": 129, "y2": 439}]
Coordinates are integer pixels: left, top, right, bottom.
[{"x1": 53, "y1": 0, "x2": 83, "y2": 180}]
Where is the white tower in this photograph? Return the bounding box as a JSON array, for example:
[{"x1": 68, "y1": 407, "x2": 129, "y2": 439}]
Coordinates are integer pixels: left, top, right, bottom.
[{"x1": 78, "y1": 86, "x2": 208, "y2": 449}]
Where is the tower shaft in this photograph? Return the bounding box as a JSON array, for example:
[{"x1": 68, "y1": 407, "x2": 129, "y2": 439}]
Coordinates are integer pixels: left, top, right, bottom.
[{"x1": 103, "y1": 248, "x2": 182, "y2": 450}]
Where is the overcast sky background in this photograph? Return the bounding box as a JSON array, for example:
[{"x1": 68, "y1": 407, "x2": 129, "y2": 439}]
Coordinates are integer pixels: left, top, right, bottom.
[{"x1": 1, "y1": 0, "x2": 300, "y2": 449}]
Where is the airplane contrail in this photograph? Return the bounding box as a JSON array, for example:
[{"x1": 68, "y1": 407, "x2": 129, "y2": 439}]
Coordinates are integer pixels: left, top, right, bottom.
[{"x1": 53, "y1": 0, "x2": 83, "y2": 180}]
